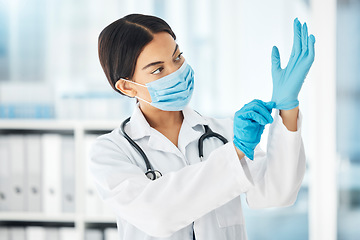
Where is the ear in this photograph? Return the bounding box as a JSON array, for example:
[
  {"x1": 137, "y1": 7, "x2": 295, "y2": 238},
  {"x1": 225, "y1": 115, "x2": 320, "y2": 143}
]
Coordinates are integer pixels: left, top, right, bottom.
[{"x1": 115, "y1": 78, "x2": 137, "y2": 97}]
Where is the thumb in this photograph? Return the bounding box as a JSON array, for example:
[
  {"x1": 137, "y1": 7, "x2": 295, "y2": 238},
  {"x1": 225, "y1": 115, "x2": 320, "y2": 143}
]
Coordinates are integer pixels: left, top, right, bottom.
[{"x1": 271, "y1": 46, "x2": 281, "y2": 72}]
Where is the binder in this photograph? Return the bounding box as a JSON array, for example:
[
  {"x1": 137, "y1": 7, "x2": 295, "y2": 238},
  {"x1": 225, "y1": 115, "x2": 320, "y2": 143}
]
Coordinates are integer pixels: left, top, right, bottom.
[
  {"x1": 9, "y1": 227, "x2": 26, "y2": 240},
  {"x1": 25, "y1": 134, "x2": 42, "y2": 212},
  {"x1": 8, "y1": 134, "x2": 26, "y2": 212},
  {"x1": 26, "y1": 226, "x2": 45, "y2": 240},
  {"x1": 85, "y1": 229, "x2": 103, "y2": 240},
  {"x1": 42, "y1": 134, "x2": 62, "y2": 214},
  {"x1": 58, "y1": 227, "x2": 77, "y2": 240},
  {"x1": 0, "y1": 135, "x2": 10, "y2": 211},
  {"x1": 61, "y1": 135, "x2": 75, "y2": 213},
  {"x1": 104, "y1": 228, "x2": 118, "y2": 240},
  {"x1": 0, "y1": 227, "x2": 9, "y2": 240},
  {"x1": 45, "y1": 228, "x2": 59, "y2": 240},
  {"x1": 84, "y1": 134, "x2": 103, "y2": 217}
]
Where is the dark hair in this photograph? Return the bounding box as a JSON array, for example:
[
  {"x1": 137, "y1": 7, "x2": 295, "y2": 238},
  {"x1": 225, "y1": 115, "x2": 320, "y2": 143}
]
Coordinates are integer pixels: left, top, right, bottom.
[{"x1": 98, "y1": 14, "x2": 176, "y2": 95}]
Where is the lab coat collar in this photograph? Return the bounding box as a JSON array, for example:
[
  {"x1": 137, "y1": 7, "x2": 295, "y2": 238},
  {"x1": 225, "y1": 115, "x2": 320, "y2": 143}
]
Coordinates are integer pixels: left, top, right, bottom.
[
  {"x1": 182, "y1": 105, "x2": 208, "y2": 128},
  {"x1": 127, "y1": 103, "x2": 208, "y2": 141},
  {"x1": 127, "y1": 104, "x2": 152, "y2": 140}
]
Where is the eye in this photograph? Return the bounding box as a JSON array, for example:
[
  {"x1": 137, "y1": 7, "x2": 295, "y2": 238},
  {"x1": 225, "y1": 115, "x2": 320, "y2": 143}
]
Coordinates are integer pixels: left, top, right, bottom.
[
  {"x1": 174, "y1": 52, "x2": 183, "y2": 61},
  {"x1": 151, "y1": 67, "x2": 164, "y2": 75}
]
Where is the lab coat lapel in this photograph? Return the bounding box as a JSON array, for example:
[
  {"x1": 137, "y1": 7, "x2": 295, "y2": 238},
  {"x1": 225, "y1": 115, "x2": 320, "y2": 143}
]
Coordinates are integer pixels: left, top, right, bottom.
[
  {"x1": 147, "y1": 129, "x2": 184, "y2": 159},
  {"x1": 127, "y1": 104, "x2": 209, "y2": 159},
  {"x1": 178, "y1": 106, "x2": 209, "y2": 155},
  {"x1": 126, "y1": 104, "x2": 151, "y2": 140},
  {"x1": 177, "y1": 121, "x2": 203, "y2": 155},
  {"x1": 147, "y1": 121, "x2": 202, "y2": 160},
  {"x1": 146, "y1": 106, "x2": 209, "y2": 159},
  {"x1": 128, "y1": 104, "x2": 183, "y2": 158},
  {"x1": 182, "y1": 106, "x2": 207, "y2": 126}
]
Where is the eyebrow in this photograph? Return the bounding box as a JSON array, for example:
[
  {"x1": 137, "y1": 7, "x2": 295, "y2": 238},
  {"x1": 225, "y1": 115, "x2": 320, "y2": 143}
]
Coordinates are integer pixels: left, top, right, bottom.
[
  {"x1": 142, "y1": 44, "x2": 179, "y2": 70},
  {"x1": 172, "y1": 44, "x2": 179, "y2": 57}
]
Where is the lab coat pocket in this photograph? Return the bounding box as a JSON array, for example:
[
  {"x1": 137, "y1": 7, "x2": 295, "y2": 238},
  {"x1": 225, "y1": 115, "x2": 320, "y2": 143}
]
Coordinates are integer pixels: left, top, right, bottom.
[{"x1": 215, "y1": 196, "x2": 244, "y2": 227}]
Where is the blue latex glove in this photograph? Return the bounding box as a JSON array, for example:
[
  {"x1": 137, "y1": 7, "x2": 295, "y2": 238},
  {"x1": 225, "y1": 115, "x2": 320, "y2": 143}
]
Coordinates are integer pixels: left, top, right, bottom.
[
  {"x1": 271, "y1": 18, "x2": 316, "y2": 110},
  {"x1": 233, "y1": 100, "x2": 275, "y2": 160}
]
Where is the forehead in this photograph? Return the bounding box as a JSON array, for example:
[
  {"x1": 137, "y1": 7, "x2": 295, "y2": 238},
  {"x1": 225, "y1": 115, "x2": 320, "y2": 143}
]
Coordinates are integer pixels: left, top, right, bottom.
[{"x1": 136, "y1": 32, "x2": 177, "y2": 67}]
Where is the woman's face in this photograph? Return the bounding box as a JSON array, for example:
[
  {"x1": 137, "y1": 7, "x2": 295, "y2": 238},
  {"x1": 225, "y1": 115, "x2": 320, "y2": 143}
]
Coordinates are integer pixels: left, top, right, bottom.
[{"x1": 116, "y1": 32, "x2": 185, "y2": 107}]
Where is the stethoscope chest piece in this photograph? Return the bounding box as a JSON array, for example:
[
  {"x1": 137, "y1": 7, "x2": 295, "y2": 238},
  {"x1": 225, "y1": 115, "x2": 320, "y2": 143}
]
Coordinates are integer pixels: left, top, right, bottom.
[{"x1": 145, "y1": 170, "x2": 162, "y2": 181}]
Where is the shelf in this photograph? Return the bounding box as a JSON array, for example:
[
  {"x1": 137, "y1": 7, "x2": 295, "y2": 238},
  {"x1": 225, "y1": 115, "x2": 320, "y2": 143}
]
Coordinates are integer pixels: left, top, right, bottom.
[
  {"x1": 0, "y1": 120, "x2": 77, "y2": 130},
  {"x1": 0, "y1": 213, "x2": 118, "y2": 224},
  {"x1": 0, "y1": 212, "x2": 77, "y2": 222},
  {"x1": 84, "y1": 216, "x2": 117, "y2": 229},
  {"x1": 0, "y1": 120, "x2": 121, "y2": 238},
  {"x1": 0, "y1": 119, "x2": 121, "y2": 131}
]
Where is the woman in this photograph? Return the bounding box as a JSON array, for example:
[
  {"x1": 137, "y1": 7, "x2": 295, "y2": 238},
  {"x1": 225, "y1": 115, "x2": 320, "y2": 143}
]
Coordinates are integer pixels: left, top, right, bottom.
[{"x1": 90, "y1": 14, "x2": 315, "y2": 240}]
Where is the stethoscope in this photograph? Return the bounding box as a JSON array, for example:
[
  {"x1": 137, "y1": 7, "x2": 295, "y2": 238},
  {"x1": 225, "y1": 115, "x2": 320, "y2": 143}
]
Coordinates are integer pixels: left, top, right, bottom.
[{"x1": 120, "y1": 116, "x2": 228, "y2": 180}]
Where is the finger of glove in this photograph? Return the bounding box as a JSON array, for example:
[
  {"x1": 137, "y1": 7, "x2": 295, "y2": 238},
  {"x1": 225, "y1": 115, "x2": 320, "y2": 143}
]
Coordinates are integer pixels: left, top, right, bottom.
[
  {"x1": 301, "y1": 22, "x2": 308, "y2": 52},
  {"x1": 287, "y1": 18, "x2": 302, "y2": 70},
  {"x1": 236, "y1": 100, "x2": 274, "y2": 120},
  {"x1": 263, "y1": 101, "x2": 276, "y2": 112},
  {"x1": 243, "y1": 99, "x2": 275, "y2": 114},
  {"x1": 308, "y1": 34, "x2": 315, "y2": 62},
  {"x1": 245, "y1": 99, "x2": 267, "y2": 108},
  {"x1": 236, "y1": 100, "x2": 261, "y2": 115},
  {"x1": 291, "y1": 18, "x2": 302, "y2": 57},
  {"x1": 271, "y1": 46, "x2": 282, "y2": 72},
  {"x1": 239, "y1": 108, "x2": 273, "y2": 126}
]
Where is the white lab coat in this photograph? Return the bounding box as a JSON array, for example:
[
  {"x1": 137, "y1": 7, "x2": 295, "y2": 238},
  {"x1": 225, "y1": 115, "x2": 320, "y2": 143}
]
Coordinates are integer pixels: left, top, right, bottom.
[{"x1": 89, "y1": 103, "x2": 305, "y2": 240}]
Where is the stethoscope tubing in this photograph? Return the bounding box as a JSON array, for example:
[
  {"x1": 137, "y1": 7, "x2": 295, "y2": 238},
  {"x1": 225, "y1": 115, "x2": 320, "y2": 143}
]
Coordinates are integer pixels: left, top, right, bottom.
[
  {"x1": 120, "y1": 117, "x2": 153, "y2": 172},
  {"x1": 120, "y1": 116, "x2": 227, "y2": 180}
]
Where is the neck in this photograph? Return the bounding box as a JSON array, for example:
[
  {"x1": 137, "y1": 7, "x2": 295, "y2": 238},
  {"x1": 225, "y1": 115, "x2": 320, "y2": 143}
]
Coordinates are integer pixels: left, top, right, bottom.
[{"x1": 139, "y1": 102, "x2": 184, "y2": 129}]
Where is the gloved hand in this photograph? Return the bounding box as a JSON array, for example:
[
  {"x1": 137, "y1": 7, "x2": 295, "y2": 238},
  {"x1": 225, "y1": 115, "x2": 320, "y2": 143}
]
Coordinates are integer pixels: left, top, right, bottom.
[
  {"x1": 233, "y1": 100, "x2": 275, "y2": 160},
  {"x1": 271, "y1": 18, "x2": 316, "y2": 110}
]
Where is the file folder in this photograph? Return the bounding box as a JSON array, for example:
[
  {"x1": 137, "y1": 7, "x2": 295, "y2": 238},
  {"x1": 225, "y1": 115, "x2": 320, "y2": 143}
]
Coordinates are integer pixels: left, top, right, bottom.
[
  {"x1": 9, "y1": 227, "x2": 26, "y2": 240},
  {"x1": 104, "y1": 228, "x2": 118, "y2": 240},
  {"x1": 61, "y1": 135, "x2": 75, "y2": 213},
  {"x1": 25, "y1": 134, "x2": 42, "y2": 212},
  {"x1": 0, "y1": 227, "x2": 9, "y2": 240},
  {"x1": 26, "y1": 226, "x2": 45, "y2": 240},
  {"x1": 42, "y1": 134, "x2": 62, "y2": 214},
  {"x1": 59, "y1": 227, "x2": 77, "y2": 240},
  {"x1": 84, "y1": 134, "x2": 103, "y2": 216},
  {"x1": 9, "y1": 134, "x2": 26, "y2": 211},
  {"x1": 0, "y1": 135, "x2": 10, "y2": 211},
  {"x1": 85, "y1": 229, "x2": 103, "y2": 240},
  {"x1": 45, "y1": 227, "x2": 59, "y2": 240}
]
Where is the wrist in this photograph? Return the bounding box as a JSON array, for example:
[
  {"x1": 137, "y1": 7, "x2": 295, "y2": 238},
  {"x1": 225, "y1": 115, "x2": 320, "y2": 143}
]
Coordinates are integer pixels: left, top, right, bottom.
[
  {"x1": 272, "y1": 98, "x2": 299, "y2": 110},
  {"x1": 233, "y1": 143, "x2": 246, "y2": 160},
  {"x1": 279, "y1": 106, "x2": 299, "y2": 131}
]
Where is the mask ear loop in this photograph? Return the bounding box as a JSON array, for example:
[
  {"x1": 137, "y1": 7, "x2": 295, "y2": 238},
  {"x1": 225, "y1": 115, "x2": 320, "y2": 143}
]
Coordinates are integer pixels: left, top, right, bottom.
[
  {"x1": 120, "y1": 78, "x2": 152, "y2": 105},
  {"x1": 135, "y1": 96, "x2": 152, "y2": 105},
  {"x1": 121, "y1": 78, "x2": 148, "y2": 88}
]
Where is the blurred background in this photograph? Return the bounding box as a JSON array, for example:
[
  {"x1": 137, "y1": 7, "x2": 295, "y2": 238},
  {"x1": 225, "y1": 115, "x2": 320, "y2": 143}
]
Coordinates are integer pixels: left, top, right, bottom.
[{"x1": 0, "y1": 0, "x2": 359, "y2": 239}]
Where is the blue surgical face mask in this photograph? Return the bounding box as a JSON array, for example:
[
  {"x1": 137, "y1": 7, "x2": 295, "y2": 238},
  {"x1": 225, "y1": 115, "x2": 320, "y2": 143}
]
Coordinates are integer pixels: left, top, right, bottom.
[{"x1": 122, "y1": 60, "x2": 195, "y2": 111}]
